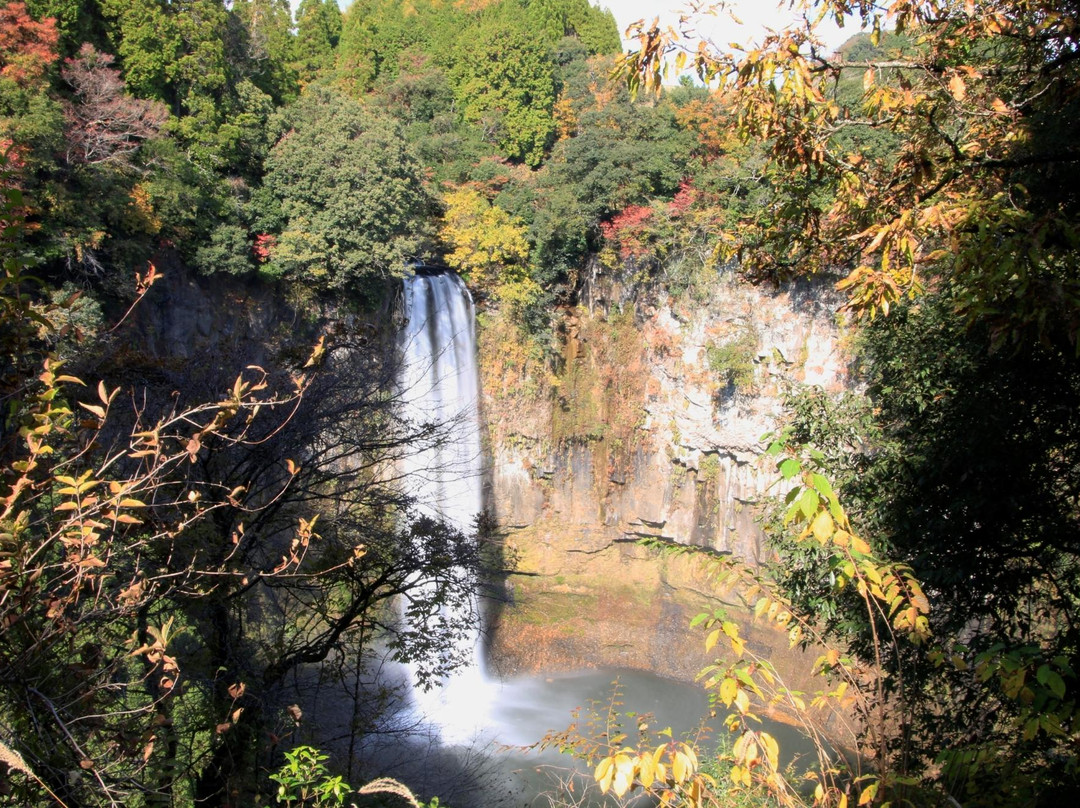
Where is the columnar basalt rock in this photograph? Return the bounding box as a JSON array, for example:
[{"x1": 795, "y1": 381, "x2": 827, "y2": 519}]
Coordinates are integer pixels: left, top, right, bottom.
[
  {"x1": 484, "y1": 275, "x2": 849, "y2": 561},
  {"x1": 481, "y1": 274, "x2": 849, "y2": 685}
]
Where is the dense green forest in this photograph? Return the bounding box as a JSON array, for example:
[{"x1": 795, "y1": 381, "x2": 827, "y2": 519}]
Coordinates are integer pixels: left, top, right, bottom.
[{"x1": 2, "y1": 0, "x2": 1080, "y2": 806}]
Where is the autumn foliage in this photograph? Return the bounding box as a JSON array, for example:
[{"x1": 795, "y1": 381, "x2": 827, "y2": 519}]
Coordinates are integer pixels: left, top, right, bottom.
[
  {"x1": 621, "y1": 0, "x2": 1080, "y2": 347},
  {"x1": 61, "y1": 44, "x2": 168, "y2": 166},
  {"x1": 0, "y1": 2, "x2": 58, "y2": 89}
]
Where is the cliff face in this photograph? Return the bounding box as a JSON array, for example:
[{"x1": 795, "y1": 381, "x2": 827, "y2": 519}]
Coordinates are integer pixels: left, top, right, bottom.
[
  {"x1": 483, "y1": 271, "x2": 850, "y2": 558},
  {"x1": 479, "y1": 270, "x2": 851, "y2": 682},
  {"x1": 131, "y1": 258, "x2": 848, "y2": 560}
]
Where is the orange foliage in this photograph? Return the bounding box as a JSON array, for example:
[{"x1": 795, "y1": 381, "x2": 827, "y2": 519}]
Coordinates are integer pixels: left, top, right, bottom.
[
  {"x1": 674, "y1": 96, "x2": 733, "y2": 161},
  {"x1": 0, "y1": 1, "x2": 59, "y2": 89}
]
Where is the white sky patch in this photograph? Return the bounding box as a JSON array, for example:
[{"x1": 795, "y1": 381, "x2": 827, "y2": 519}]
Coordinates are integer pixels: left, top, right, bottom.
[{"x1": 601, "y1": 0, "x2": 863, "y2": 57}]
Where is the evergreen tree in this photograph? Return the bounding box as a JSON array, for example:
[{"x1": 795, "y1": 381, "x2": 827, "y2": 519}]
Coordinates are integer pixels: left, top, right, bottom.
[
  {"x1": 261, "y1": 86, "x2": 437, "y2": 295},
  {"x1": 449, "y1": 10, "x2": 556, "y2": 167},
  {"x1": 99, "y1": 0, "x2": 178, "y2": 101},
  {"x1": 292, "y1": 0, "x2": 341, "y2": 85},
  {"x1": 230, "y1": 0, "x2": 298, "y2": 103},
  {"x1": 25, "y1": 0, "x2": 108, "y2": 57}
]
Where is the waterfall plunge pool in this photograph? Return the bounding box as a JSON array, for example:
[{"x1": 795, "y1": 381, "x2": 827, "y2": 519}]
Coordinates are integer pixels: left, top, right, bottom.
[{"x1": 345, "y1": 663, "x2": 824, "y2": 808}]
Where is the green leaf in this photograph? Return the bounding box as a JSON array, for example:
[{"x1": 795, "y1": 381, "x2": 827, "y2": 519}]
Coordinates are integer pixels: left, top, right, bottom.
[
  {"x1": 810, "y1": 472, "x2": 835, "y2": 499},
  {"x1": 798, "y1": 488, "x2": 820, "y2": 521},
  {"x1": 1046, "y1": 670, "x2": 1066, "y2": 700}
]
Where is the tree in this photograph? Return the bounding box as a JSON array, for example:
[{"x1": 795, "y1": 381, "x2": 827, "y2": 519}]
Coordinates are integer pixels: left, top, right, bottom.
[
  {"x1": 229, "y1": 0, "x2": 298, "y2": 104},
  {"x1": 0, "y1": 161, "x2": 484, "y2": 804},
  {"x1": 439, "y1": 186, "x2": 538, "y2": 309},
  {"x1": 25, "y1": 0, "x2": 108, "y2": 57},
  {"x1": 0, "y1": 171, "x2": 304, "y2": 803},
  {"x1": 335, "y1": 0, "x2": 380, "y2": 94},
  {"x1": 0, "y1": 1, "x2": 58, "y2": 88},
  {"x1": 449, "y1": 12, "x2": 557, "y2": 167},
  {"x1": 0, "y1": 0, "x2": 62, "y2": 164},
  {"x1": 61, "y1": 43, "x2": 167, "y2": 167},
  {"x1": 622, "y1": 0, "x2": 1080, "y2": 349},
  {"x1": 177, "y1": 337, "x2": 482, "y2": 801},
  {"x1": 260, "y1": 86, "x2": 437, "y2": 296},
  {"x1": 523, "y1": 0, "x2": 620, "y2": 54},
  {"x1": 99, "y1": 0, "x2": 179, "y2": 101},
  {"x1": 293, "y1": 0, "x2": 341, "y2": 85},
  {"x1": 334, "y1": 0, "x2": 454, "y2": 94},
  {"x1": 518, "y1": 63, "x2": 695, "y2": 299},
  {"x1": 563, "y1": 0, "x2": 620, "y2": 55},
  {"x1": 612, "y1": 2, "x2": 1080, "y2": 804}
]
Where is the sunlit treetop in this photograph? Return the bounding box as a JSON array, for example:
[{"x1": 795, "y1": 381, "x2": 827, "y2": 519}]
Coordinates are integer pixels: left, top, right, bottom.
[{"x1": 620, "y1": 0, "x2": 1080, "y2": 351}]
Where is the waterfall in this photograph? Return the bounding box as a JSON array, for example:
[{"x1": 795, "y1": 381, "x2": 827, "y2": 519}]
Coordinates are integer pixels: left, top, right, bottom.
[
  {"x1": 398, "y1": 269, "x2": 491, "y2": 744},
  {"x1": 399, "y1": 270, "x2": 483, "y2": 533}
]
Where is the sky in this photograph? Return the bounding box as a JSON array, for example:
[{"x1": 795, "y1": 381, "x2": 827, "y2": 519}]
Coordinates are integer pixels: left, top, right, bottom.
[{"x1": 601, "y1": 0, "x2": 862, "y2": 56}]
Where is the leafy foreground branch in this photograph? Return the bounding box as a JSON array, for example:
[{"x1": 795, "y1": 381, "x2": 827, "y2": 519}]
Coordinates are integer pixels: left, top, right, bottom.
[
  {"x1": 0, "y1": 291, "x2": 314, "y2": 801},
  {"x1": 269, "y1": 745, "x2": 442, "y2": 808},
  {"x1": 618, "y1": 0, "x2": 1080, "y2": 351},
  {"x1": 540, "y1": 429, "x2": 1076, "y2": 807}
]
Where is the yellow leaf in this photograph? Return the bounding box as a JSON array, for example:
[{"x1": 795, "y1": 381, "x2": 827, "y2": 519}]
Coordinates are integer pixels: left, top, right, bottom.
[
  {"x1": 948, "y1": 74, "x2": 966, "y2": 101},
  {"x1": 612, "y1": 755, "x2": 634, "y2": 797},
  {"x1": 672, "y1": 751, "x2": 687, "y2": 783},
  {"x1": 734, "y1": 688, "x2": 750, "y2": 714},
  {"x1": 681, "y1": 742, "x2": 698, "y2": 772},
  {"x1": 859, "y1": 780, "x2": 879, "y2": 805},
  {"x1": 733, "y1": 732, "x2": 749, "y2": 759},
  {"x1": 639, "y1": 751, "x2": 655, "y2": 788},
  {"x1": 78, "y1": 401, "x2": 105, "y2": 419},
  {"x1": 705, "y1": 628, "x2": 721, "y2": 652},
  {"x1": 595, "y1": 757, "x2": 614, "y2": 793},
  {"x1": 719, "y1": 677, "x2": 738, "y2": 707},
  {"x1": 811, "y1": 510, "x2": 834, "y2": 543},
  {"x1": 759, "y1": 731, "x2": 779, "y2": 770},
  {"x1": 749, "y1": 736, "x2": 762, "y2": 765}
]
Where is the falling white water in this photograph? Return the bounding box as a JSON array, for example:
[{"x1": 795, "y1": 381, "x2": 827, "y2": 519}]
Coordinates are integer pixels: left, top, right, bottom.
[{"x1": 398, "y1": 270, "x2": 493, "y2": 745}]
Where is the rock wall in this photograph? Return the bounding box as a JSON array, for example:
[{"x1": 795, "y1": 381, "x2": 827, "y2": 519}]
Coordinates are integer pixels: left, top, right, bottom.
[
  {"x1": 483, "y1": 272, "x2": 851, "y2": 559},
  {"x1": 480, "y1": 271, "x2": 851, "y2": 688},
  {"x1": 122, "y1": 257, "x2": 849, "y2": 694}
]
